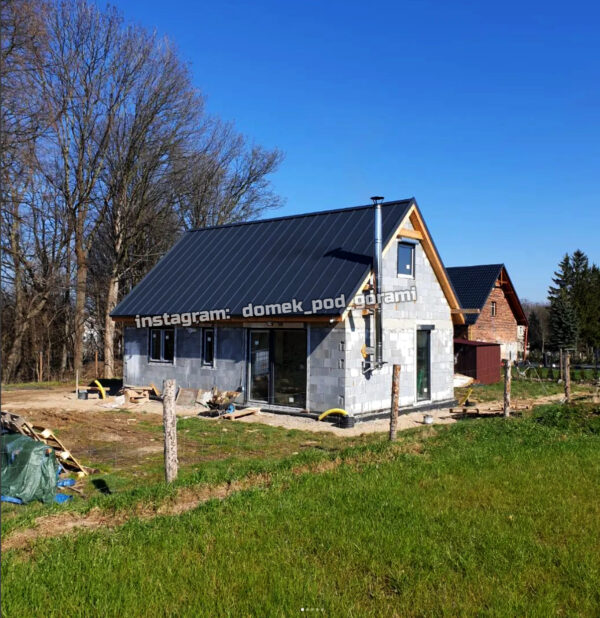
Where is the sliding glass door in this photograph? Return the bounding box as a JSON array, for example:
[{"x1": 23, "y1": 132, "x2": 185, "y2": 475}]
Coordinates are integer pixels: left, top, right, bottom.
[
  {"x1": 249, "y1": 329, "x2": 306, "y2": 408},
  {"x1": 249, "y1": 330, "x2": 270, "y2": 402}
]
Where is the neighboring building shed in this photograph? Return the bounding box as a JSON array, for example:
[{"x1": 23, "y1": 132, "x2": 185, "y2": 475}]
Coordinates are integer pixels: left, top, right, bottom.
[
  {"x1": 447, "y1": 264, "x2": 528, "y2": 361},
  {"x1": 112, "y1": 198, "x2": 465, "y2": 417},
  {"x1": 454, "y1": 339, "x2": 501, "y2": 384}
]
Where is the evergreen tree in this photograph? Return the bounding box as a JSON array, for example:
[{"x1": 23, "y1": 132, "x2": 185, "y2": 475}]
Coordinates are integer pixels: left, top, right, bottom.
[
  {"x1": 528, "y1": 310, "x2": 543, "y2": 352},
  {"x1": 548, "y1": 254, "x2": 573, "y2": 301},
  {"x1": 548, "y1": 289, "x2": 578, "y2": 350}
]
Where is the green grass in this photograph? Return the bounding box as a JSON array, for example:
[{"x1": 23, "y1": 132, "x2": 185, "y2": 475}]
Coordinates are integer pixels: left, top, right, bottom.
[
  {"x1": 0, "y1": 418, "x2": 380, "y2": 537},
  {"x1": 2, "y1": 403, "x2": 600, "y2": 616},
  {"x1": 456, "y1": 378, "x2": 593, "y2": 403},
  {"x1": 1, "y1": 380, "x2": 67, "y2": 391}
]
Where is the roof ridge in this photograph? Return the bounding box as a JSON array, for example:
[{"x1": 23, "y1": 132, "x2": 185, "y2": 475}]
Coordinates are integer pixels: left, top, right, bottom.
[
  {"x1": 187, "y1": 198, "x2": 415, "y2": 233},
  {"x1": 447, "y1": 263, "x2": 504, "y2": 270}
]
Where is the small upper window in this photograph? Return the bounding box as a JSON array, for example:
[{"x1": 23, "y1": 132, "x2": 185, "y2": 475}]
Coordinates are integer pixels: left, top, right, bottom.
[
  {"x1": 149, "y1": 328, "x2": 175, "y2": 362},
  {"x1": 491, "y1": 301, "x2": 497, "y2": 317},
  {"x1": 397, "y1": 242, "x2": 415, "y2": 277},
  {"x1": 203, "y1": 328, "x2": 215, "y2": 366}
]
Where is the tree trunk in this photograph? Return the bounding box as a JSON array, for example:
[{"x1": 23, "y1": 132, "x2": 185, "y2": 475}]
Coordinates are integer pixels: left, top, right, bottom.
[
  {"x1": 162, "y1": 379, "x2": 178, "y2": 483},
  {"x1": 503, "y1": 361, "x2": 511, "y2": 417},
  {"x1": 389, "y1": 364, "x2": 401, "y2": 441},
  {"x1": 103, "y1": 275, "x2": 119, "y2": 379},
  {"x1": 73, "y1": 230, "x2": 88, "y2": 374},
  {"x1": 4, "y1": 209, "x2": 25, "y2": 381},
  {"x1": 564, "y1": 351, "x2": 571, "y2": 403},
  {"x1": 60, "y1": 250, "x2": 71, "y2": 378}
]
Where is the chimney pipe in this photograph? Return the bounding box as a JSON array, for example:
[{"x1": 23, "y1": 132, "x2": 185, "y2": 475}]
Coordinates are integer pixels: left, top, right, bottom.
[{"x1": 371, "y1": 196, "x2": 384, "y2": 369}]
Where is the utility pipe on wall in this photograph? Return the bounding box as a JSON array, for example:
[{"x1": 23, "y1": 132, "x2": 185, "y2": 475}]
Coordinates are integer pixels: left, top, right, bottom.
[{"x1": 371, "y1": 195, "x2": 384, "y2": 369}]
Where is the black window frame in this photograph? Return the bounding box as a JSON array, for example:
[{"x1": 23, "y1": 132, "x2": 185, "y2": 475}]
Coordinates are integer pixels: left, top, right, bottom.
[
  {"x1": 397, "y1": 241, "x2": 416, "y2": 277},
  {"x1": 202, "y1": 327, "x2": 215, "y2": 367},
  {"x1": 148, "y1": 327, "x2": 175, "y2": 363}
]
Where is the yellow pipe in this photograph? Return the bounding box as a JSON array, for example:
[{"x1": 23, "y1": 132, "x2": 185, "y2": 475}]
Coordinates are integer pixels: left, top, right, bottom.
[
  {"x1": 318, "y1": 408, "x2": 348, "y2": 421},
  {"x1": 93, "y1": 379, "x2": 107, "y2": 400}
]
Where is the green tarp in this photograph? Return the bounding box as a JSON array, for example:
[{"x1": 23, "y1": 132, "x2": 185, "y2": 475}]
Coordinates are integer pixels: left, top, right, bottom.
[{"x1": 1, "y1": 434, "x2": 58, "y2": 504}]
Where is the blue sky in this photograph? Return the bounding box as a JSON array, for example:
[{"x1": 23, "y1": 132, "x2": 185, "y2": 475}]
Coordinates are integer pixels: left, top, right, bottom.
[{"x1": 112, "y1": 0, "x2": 599, "y2": 302}]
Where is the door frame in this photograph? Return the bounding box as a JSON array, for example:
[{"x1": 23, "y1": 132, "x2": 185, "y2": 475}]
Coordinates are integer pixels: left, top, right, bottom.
[
  {"x1": 415, "y1": 325, "x2": 433, "y2": 403},
  {"x1": 246, "y1": 327, "x2": 308, "y2": 409}
]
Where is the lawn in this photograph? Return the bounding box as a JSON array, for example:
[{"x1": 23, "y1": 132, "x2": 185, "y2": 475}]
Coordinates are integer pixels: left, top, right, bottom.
[
  {"x1": 0, "y1": 415, "x2": 381, "y2": 538},
  {"x1": 2, "y1": 403, "x2": 599, "y2": 616}
]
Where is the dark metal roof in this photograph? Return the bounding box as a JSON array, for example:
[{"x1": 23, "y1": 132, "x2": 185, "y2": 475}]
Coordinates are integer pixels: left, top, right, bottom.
[
  {"x1": 446, "y1": 264, "x2": 528, "y2": 326},
  {"x1": 112, "y1": 199, "x2": 414, "y2": 318}
]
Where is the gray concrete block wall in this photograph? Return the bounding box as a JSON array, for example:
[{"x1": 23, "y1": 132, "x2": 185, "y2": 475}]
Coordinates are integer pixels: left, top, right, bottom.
[
  {"x1": 124, "y1": 326, "x2": 245, "y2": 392},
  {"x1": 308, "y1": 325, "x2": 346, "y2": 413},
  {"x1": 343, "y1": 222, "x2": 455, "y2": 415}
]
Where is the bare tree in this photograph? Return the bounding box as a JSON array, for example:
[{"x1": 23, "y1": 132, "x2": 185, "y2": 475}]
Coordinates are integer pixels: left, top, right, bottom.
[
  {"x1": 174, "y1": 119, "x2": 284, "y2": 230},
  {"x1": 90, "y1": 35, "x2": 202, "y2": 377},
  {"x1": 35, "y1": 0, "x2": 147, "y2": 372},
  {"x1": 0, "y1": 0, "x2": 50, "y2": 380},
  {"x1": 1, "y1": 0, "x2": 285, "y2": 382}
]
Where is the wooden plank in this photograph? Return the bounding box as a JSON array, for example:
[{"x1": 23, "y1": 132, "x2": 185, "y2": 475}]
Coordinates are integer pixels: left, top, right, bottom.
[
  {"x1": 222, "y1": 407, "x2": 260, "y2": 420},
  {"x1": 397, "y1": 228, "x2": 423, "y2": 240},
  {"x1": 451, "y1": 308, "x2": 481, "y2": 314},
  {"x1": 175, "y1": 387, "x2": 199, "y2": 407}
]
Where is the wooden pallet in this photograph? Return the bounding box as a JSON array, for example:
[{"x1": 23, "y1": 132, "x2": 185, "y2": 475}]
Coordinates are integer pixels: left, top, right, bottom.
[
  {"x1": 1, "y1": 410, "x2": 90, "y2": 476},
  {"x1": 449, "y1": 407, "x2": 480, "y2": 415}
]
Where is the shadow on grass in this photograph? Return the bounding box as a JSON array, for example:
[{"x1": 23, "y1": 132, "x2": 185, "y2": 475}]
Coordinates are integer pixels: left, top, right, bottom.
[{"x1": 91, "y1": 479, "x2": 112, "y2": 495}]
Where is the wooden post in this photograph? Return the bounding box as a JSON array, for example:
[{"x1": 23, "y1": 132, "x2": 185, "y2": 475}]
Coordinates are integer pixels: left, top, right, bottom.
[
  {"x1": 564, "y1": 351, "x2": 571, "y2": 404},
  {"x1": 38, "y1": 351, "x2": 43, "y2": 383},
  {"x1": 162, "y1": 379, "x2": 178, "y2": 483},
  {"x1": 95, "y1": 350, "x2": 98, "y2": 378},
  {"x1": 503, "y1": 360, "x2": 511, "y2": 417},
  {"x1": 389, "y1": 364, "x2": 401, "y2": 441},
  {"x1": 559, "y1": 348, "x2": 564, "y2": 381}
]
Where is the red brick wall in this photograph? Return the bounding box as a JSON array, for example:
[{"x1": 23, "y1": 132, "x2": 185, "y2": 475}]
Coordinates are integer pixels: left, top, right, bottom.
[{"x1": 468, "y1": 283, "x2": 518, "y2": 345}]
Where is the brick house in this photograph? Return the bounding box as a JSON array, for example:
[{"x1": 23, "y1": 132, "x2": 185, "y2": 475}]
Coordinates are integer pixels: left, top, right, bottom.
[
  {"x1": 112, "y1": 198, "x2": 465, "y2": 417},
  {"x1": 446, "y1": 264, "x2": 528, "y2": 361}
]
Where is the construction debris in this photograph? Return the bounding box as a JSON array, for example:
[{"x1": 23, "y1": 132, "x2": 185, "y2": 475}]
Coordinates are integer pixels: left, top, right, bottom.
[
  {"x1": 207, "y1": 388, "x2": 243, "y2": 410},
  {"x1": 175, "y1": 387, "x2": 199, "y2": 407},
  {"x1": 453, "y1": 373, "x2": 475, "y2": 388},
  {"x1": 1, "y1": 410, "x2": 90, "y2": 476},
  {"x1": 221, "y1": 407, "x2": 260, "y2": 420}
]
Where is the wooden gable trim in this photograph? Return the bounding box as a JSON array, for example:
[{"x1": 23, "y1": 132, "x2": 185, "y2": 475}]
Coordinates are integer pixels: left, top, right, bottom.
[
  {"x1": 406, "y1": 205, "x2": 465, "y2": 325},
  {"x1": 397, "y1": 228, "x2": 423, "y2": 240},
  {"x1": 341, "y1": 202, "x2": 465, "y2": 324}
]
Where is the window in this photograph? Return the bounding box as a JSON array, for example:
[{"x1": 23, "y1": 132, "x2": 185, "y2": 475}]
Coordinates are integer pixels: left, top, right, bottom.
[
  {"x1": 149, "y1": 328, "x2": 175, "y2": 362},
  {"x1": 397, "y1": 242, "x2": 415, "y2": 277},
  {"x1": 203, "y1": 328, "x2": 215, "y2": 366},
  {"x1": 491, "y1": 301, "x2": 497, "y2": 317}
]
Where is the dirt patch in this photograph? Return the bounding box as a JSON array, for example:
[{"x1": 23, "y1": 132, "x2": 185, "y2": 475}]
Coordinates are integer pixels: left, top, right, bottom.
[{"x1": 2, "y1": 451, "x2": 401, "y2": 550}]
